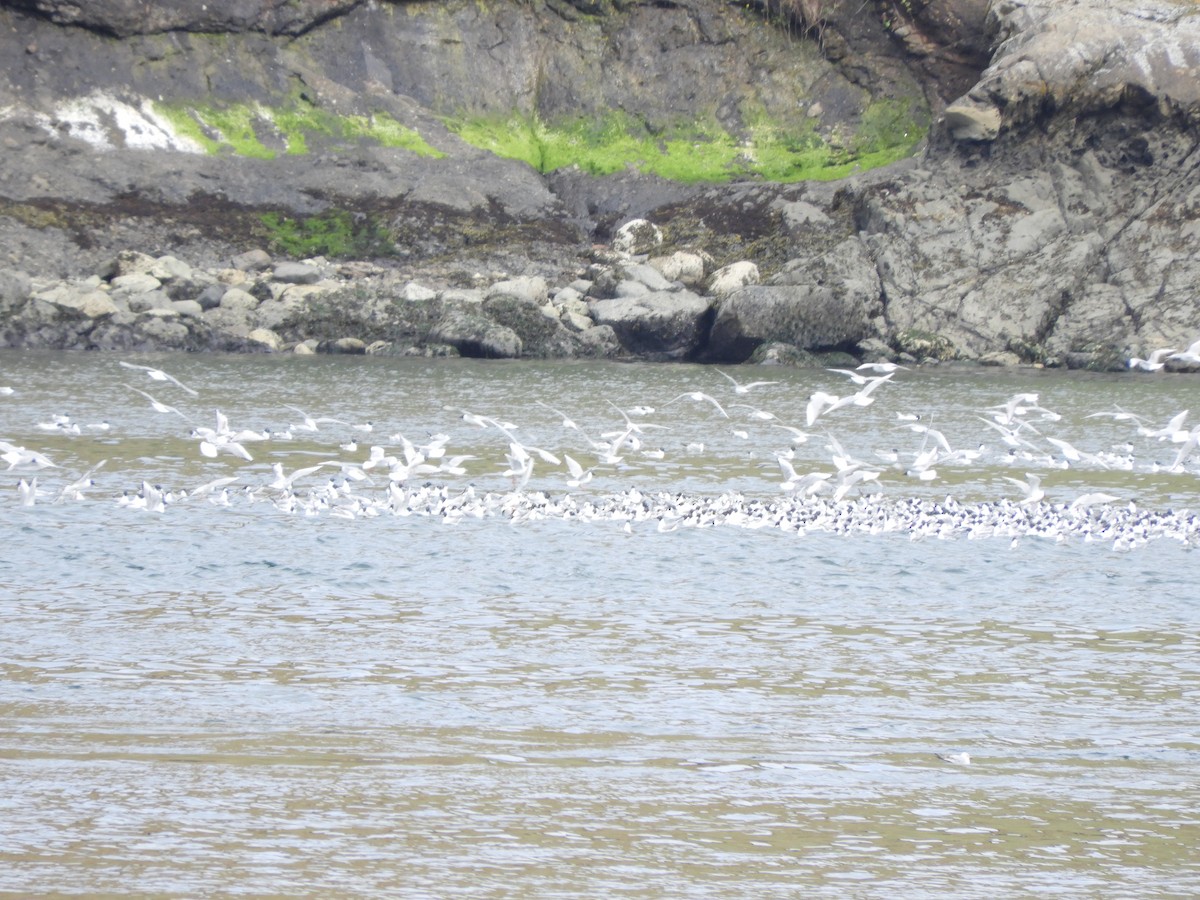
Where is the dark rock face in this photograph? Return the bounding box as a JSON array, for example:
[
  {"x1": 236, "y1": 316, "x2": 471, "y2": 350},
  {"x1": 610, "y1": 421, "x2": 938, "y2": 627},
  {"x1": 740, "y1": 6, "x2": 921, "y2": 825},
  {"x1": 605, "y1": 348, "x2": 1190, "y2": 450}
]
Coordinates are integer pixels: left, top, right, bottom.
[
  {"x1": 2, "y1": 0, "x2": 360, "y2": 36},
  {"x1": 1, "y1": 0, "x2": 916, "y2": 276}
]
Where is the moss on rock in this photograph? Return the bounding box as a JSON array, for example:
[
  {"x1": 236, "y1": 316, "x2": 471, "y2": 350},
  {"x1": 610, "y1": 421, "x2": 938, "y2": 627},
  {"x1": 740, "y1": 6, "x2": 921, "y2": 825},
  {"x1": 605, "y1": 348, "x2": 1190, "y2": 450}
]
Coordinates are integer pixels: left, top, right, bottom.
[
  {"x1": 153, "y1": 99, "x2": 444, "y2": 159},
  {"x1": 442, "y1": 99, "x2": 926, "y2": 184}
]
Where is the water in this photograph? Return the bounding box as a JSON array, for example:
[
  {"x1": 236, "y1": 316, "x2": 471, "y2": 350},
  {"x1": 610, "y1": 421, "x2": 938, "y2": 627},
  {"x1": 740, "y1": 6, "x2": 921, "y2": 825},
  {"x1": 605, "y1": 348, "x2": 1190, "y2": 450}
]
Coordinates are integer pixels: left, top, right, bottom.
[{"x1": 2, "y1": 352, "x2": 1200, "y2": 896}]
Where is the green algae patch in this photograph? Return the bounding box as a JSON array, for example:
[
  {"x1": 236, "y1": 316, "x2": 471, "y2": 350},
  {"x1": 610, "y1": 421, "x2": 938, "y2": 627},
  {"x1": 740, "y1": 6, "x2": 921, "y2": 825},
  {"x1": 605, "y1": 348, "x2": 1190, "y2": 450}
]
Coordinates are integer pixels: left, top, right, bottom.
[
  {"x1": 153, "y1": 100, "x2": 444, "y2": 159},
  {"x1": 258, "y1": 209, "x2": 399, "y2": 259},
  {"x1": 445, "y1": 113, "x2": 746, "y2": 181},
  {"x1": 444, "y1": 102, "x2": 925, "y2": 183},
  {"x1": 343, "y1": 113, "x2": 445, "y2": 156},
  {"x1": 156, "y1": 95, "x2": 920, "y2": 180},
  {"x1": 153, "y1": 103, "x2": 228, "y2": 156}
]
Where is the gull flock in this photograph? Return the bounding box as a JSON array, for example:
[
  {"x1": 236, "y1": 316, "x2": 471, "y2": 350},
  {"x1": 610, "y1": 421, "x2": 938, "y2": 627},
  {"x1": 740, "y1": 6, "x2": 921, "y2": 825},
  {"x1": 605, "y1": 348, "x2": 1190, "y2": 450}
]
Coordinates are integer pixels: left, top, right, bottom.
[{"x1": 4, "y1": 355, "x2": 1200, "y2": 550}]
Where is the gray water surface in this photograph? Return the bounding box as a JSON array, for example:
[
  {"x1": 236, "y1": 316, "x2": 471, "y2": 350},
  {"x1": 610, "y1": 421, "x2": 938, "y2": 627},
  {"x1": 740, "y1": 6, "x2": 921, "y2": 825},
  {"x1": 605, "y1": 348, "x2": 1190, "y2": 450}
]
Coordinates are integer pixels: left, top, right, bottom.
[{"x1": 2, "y1": 352, "x2": 1199, "y2": 896}]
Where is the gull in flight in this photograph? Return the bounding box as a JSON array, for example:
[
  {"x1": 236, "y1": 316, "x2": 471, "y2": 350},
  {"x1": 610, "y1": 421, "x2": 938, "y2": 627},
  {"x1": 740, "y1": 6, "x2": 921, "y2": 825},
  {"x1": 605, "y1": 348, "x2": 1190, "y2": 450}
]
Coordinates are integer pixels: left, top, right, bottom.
[
  {"x1": 987, "y1": 392, "x2": 1044, "y2": 426},
  {"x1": 904, "y1": 445, "x2": 940, "y2": 481},
  {"x1": 594, "y1": 425, "x2": 639, "y2": 465},
  {"x1": 772, "y1": 423, "x2": 810, "y2": 444},
  {"x1": 715, "y1": 369, "x2": 779, "y2": 394},
  {"x1": 898, "y1": 421, "x2": 954, "y2": 455},
  {"x1": 537, "y1": 400, "x2": 581, "y2": 432},
  {"x1": 823, "y1": 431, "x2": 872, "y2": 473},
  {"x1": 831, "y1": 464, "x2": 880, "y2": 501},
  {"x1": 730, "y1": 403, "x2": 778, "y2": 421},
  {"x1": 487, "y1": 419, "x2": 561, "y2": 467},
  {"x1": 1137, "y1": 409, "x2": 1189, "y2": 442},
  {"x1": 805, "y1": 376, "x2": 893, "y2": 427},
  {"x1": 285, "y1": 405, "x2": 348, "y2": 433},
  {"x1": 563, "y1": 453, "x2": 594, "y2": 487},
  {"x1": 270, "y1": 461, "x2": 338, "y2": 491},
  {"x1": 1045, "y1": 436, "x2": 1107, "y2": 468},
  {"x1": 1086, "y1": 406, "x2": 1147, "y2": 428},
  {"x1": 126, "y1": 384, "x2": 189, "y2": 420},
  {"x1": 607, "y1": 401, "x2": 669, "y2": 435},
  {"x1": 827, "y1": 367, "x2": 885, "y2": 385},
  {"x1": 118, "y1": 360, "x2": 198, "y2": 395},
  {"x1": 452, "y1": 408, "x2": 518, "y2": 431},
  {"x1": 1128, "y1": 347, "x2": 1178, "y2": 371},
  {"x1": 848, "y1": 371, "x2": 894, "y2": 405},
  {"x1": 118, "y1": 480, "x2": 167, "y2": 513},
  {"x1": 457, "y1": 408, "x2": 492, "y2": 428},
  {"x1": 666, "y1": 391, "x2": 729, "y2": 418},
  {"x1": 978, "y1": 416, "x2": 1040, "y2": 450},
  {"x1": 776, "y1": 455, "x2": 830, "y2": 495},
  {"x1": 199, "y1": 436, "x2": 253, "y2": 461},
  {"x1": 806, "y1": 391, "x2": 845, "y2": 426},
  {"x1": 185, "y1": 476, "x2": 241, "y2": 501},
  {"x1": 55, "y1": 460, "x2": 107, "y2": 503},
  {"x1": 1167, "y1": 424, "x2": 1200, "y2": 471},
  {"x1": 500, "y1": 447, "x2": 535, "y2": 490},
  {"x1": 1167, "y1": 339, "x2": 1200, "y2": 366},
  {"x1": 436, "y1": 454, "x2": 475, "y2": 477},
  {"x1": 1003, "y1": 472, "x2": 1045, "y2": 504},
  {"x1": 1, "y1": 441, "x2": 58, "y2": 470},
  {"x1": 857, "y1": 361, "x2": 908, "y2": 374},
  {"x1": 1069, "y1": 491, "x2": 1121, "y2": 511}
]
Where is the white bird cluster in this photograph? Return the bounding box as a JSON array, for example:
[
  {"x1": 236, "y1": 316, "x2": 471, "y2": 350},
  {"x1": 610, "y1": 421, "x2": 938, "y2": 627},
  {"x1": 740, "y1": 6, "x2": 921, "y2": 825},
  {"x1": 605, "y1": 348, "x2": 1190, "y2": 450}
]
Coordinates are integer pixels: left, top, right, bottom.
[
  {"x1": 1128, "y1": 338, "x2": 1200, "y2": 371},
  {"x1": 4, "y1": 357, "x2": 1200, "y2": 548}
]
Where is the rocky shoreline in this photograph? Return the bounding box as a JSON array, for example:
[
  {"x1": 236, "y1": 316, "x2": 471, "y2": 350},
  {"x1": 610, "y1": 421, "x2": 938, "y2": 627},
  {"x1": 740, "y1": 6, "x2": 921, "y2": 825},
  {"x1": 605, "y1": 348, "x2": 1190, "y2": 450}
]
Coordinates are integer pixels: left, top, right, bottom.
[
  {"x1": 2, "y1": 0, "x2": 1199, "y2": 369},
  {"x1": 0, "y1": 205, "x2": 1195, "y2": 372},
  {"x1": 0, "y1": 219, "x2": 863, "y2": 364}
]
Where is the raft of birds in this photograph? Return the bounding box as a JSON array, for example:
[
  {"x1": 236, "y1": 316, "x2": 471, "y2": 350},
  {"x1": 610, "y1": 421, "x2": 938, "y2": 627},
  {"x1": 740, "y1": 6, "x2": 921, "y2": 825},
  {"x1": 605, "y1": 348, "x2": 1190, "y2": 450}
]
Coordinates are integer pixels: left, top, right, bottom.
[{"x1": 4, "y1": 355, "x2": 1200, "y2": 550}]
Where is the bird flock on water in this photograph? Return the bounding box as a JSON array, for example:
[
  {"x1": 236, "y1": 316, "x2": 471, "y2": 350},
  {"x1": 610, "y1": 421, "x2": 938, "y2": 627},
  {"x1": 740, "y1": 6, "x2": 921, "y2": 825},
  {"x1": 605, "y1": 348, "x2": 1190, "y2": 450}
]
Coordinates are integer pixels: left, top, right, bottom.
[{"x1": 4, "y1": 353, "x2": 1200, "y2": 549}]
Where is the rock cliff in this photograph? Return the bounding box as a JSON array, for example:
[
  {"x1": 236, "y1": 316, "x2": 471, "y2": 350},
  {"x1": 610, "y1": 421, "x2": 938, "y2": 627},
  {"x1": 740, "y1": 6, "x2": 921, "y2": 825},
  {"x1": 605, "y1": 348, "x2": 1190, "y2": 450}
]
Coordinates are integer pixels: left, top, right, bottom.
[{"x1": 0, "y1": 0, "x2": 1197, "y2": 367}]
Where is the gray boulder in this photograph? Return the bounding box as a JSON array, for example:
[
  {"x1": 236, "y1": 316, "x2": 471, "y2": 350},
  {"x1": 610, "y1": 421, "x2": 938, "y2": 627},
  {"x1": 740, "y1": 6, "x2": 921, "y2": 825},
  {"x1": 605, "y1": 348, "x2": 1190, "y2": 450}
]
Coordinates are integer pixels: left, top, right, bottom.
[
  {"x1": 320, "y1": 337, "x2": 367, "y2": 354},
  {"x1": 486, "y1": 276, "x2": 548, "y2": 306},
  {"x1": 575, "y1": 324, "x2": 622, "y2": 358},
  {"x1": 56, "y1": 289, "x2": 119, "y2": 319},
  {"x1": 620, "y1": 263, "x2": 675, "y2": 293},
  {"x1": 0, "y1": 269, "x2": 32, "y2": 312},
  {"x1": 706, "y1": 238, "x2": 880, "y2": 362},
  {"x1": 401, "y1": 282, "x2": 438, "y2": 302},
  {"x1": 126, "y1": 289, "x2": 175, "y2": 314},
  {"x1": 272, "y1": 262, "x2": 322, "y2": 285},
  {"x1": 109, "y1": 272, "x2": 162, "y2": 298},
  {"x1": 615, "y1": 281, "x2": 650, "y2": 299},
  {"x1": 219, "y1": 287, "x2": 261, "y2": 313},
  {"x1": 612, "y1": 219, "x2": 663, "y2": 256},
  {"x1": 589, "y1": 289, "x2": 712, "y2": 359},
  {"x1": 194, "y1": 284, "x2": 227, "y2": 311},
  {"x1": 706, "y1": 261, "x2": 760, "y2": 299},
  {"x1": 648, "y1": 251, "x2": 706, "y2": 286},
  {"x1": 231, "y1": 249, "x2": 272, "y2": 271},
  {"x1": 429, "y1": 310, "x2": 522, "y2": 359},
  {"x1": 481, "y1": 291, "x2": 578, "y2": 358}
]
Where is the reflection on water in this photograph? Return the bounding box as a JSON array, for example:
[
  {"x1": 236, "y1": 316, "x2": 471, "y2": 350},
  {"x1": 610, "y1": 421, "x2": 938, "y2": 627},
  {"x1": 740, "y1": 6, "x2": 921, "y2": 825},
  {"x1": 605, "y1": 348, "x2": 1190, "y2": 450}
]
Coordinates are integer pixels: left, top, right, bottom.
[{"x1": 2, "y1": 353, "x2": 1200, "y2": 896}]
